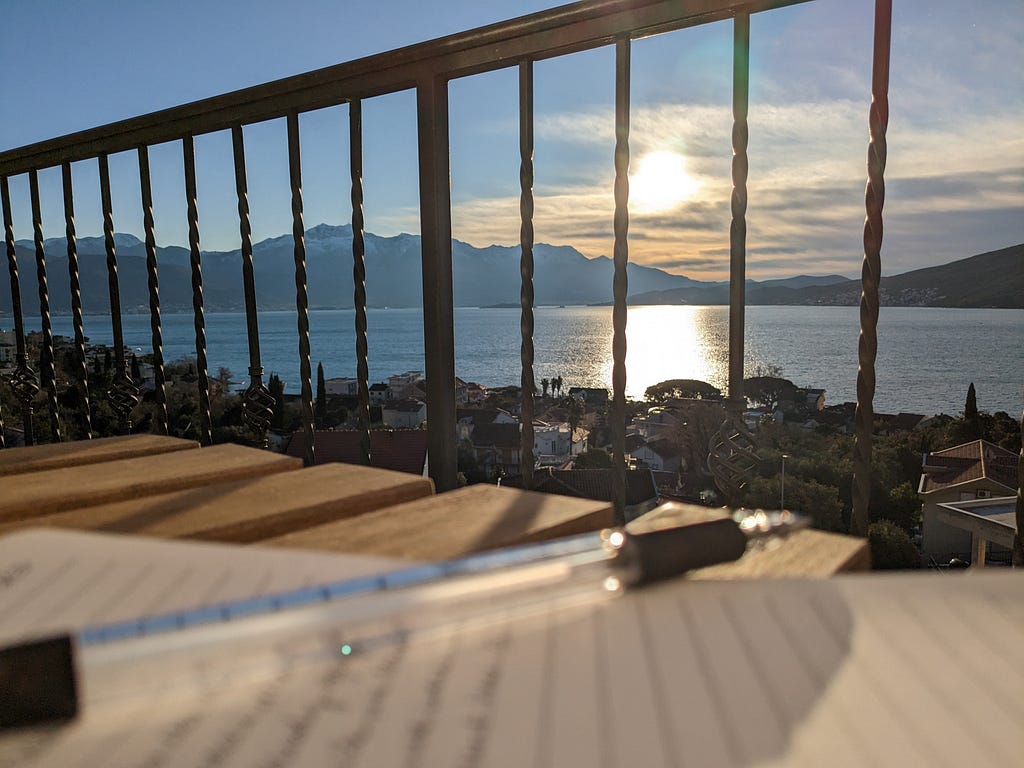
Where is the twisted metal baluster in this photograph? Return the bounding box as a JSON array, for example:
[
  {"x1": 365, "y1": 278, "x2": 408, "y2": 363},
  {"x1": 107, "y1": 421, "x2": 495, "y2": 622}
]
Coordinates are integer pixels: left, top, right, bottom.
[
  {"x1": 231, "y1": 125, "x2": 273, "y2": 447},
  {"x1": 709, "y1": 14, "x2": 757, "y2": 506},
  {"x1": 29, "y1": 171, "x2": 62, "y2": 441},
  {"x1": 349, "y1": 101, "x2": 371, "y2": 466},
  {"x1": 138, "y1": 146, "x2": 168, "y2": 435},
  {"x1": 182, "y1": 136, "x2": 213, "y2": 446},
  {"x1": 62, "y1": 162, "x2": 93, "y2": 438},
  {"x1": 610, "y1": 38, "x2": 630, "y2": 524},
  {"x1": 518, "y1": 61, "x2": 536, "y2": 490},
  {"x1": 98, "y1": 154, "x2": 141, "y2": 431},
  {"x1": 851, "y1": 0, "x2": 891, "y2": 537},
  {"x1": 1, "y1": 175, "x2": 38, "y2": 445},
  {"x1": 1014, "y1": 405, "x2": 1023, "y2": 566},
  {"x1": 287, "y1": 112, "x2": 315, "y2": 466}
]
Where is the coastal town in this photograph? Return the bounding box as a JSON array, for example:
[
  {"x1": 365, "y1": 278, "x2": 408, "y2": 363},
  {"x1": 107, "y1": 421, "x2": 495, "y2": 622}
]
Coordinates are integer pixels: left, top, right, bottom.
[{"x1": 3, "y1": 330, "x2": 1019, "y2": 571}]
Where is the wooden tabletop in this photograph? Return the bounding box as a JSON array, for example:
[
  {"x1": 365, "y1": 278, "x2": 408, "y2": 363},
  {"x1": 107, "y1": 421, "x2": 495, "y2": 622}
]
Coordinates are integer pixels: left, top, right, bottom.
[
  {"x1": 0, "y1": 436, "x2": 870, "y2": 574},
  {"x1": 0, "y1": 434, "x2": 197, "y2": 476},
  {"x1": 262, "y1": 483, "x2": 614, "y2": 560}
]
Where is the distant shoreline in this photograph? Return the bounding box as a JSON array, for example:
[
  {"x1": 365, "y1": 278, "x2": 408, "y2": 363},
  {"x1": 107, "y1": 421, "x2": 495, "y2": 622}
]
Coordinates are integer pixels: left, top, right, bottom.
[{"x1": 6, "y1": 304, "x2": 1024, "y2": 319}]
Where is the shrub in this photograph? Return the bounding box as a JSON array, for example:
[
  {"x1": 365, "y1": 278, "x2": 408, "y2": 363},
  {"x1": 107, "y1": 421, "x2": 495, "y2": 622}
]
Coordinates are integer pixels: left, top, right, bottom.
[{"x1": 868, "y1": 520, "x2": 921, "y2": 570}]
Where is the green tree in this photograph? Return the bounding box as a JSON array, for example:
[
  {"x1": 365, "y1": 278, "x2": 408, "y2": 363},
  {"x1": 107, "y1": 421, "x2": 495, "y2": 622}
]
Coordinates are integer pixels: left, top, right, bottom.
[
  {"x1": 645, "y1": 379, "x2": 720, "y2": 403},
  {"x1": 744, "y1": 376, "x2": 796, "y2": 412},
  {"x1": 880, "y1": 481, "x2": 922, "y2": 533},
  {"x1": 743, "y1": 475, "x2": 845, "y2": 532},
  {"x1": 573, "y1": 448, "x2": 613, "y2": 469},
  {"x1": 965, "y1": 382, "x2": 978, "y2": 421}
]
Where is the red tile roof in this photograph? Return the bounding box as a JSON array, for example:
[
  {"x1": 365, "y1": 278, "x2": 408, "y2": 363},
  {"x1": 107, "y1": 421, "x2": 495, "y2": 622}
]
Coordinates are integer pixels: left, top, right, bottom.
[
  {"x1": 285, "y1": 429, "x2": 428, "y2": 475},
  {"x1": 919, "y1": 439, "x2": 1017, "y2": 494}
]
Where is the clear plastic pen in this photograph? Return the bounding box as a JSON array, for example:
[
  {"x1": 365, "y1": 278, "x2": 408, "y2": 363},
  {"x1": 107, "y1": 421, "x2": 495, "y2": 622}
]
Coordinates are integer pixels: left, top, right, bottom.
[{"x1": 0, "y1": 505, "x2": 807, "y2": 729}]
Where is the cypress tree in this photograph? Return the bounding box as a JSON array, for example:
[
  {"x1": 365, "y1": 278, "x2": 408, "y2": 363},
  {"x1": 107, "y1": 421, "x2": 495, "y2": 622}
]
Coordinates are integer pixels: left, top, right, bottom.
[
  {"x1": 315, "y1": 362, "x2": 327, "y2": 428},
  {"x1": 965, "y1": 382, "x2": 978, "y2": 421}
]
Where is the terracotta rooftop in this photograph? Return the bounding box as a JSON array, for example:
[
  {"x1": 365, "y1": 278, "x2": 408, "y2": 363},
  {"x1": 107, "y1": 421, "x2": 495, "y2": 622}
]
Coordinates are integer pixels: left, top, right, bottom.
[
  {"x1": 470, "y1": 422, "x2": 521, "y2": 450},
  {"x1": 286, "y1": 429, "x2": 428, "y2": 476},
  {"x1": 919, "y1": 439, "x2": 1017, "y2": 494}
]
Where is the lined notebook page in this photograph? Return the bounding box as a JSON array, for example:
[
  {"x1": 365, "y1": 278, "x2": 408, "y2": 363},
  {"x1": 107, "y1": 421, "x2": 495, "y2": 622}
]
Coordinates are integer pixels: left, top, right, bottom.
[{"x1": 1, "y1": 529, "x2": 1022, "y2": 767}]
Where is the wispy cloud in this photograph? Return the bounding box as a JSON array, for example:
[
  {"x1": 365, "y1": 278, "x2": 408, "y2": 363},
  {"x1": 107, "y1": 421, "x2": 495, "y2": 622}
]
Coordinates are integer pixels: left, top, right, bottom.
[{"x1": 446, "y1": 89, "x2": 1022, "y2": 280}]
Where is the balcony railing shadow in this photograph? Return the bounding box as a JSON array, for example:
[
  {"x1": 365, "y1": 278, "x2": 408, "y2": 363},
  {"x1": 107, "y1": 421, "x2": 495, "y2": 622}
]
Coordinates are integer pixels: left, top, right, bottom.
[{"x1": 0, "y1": 0, "x2": 899, "y2": 531}]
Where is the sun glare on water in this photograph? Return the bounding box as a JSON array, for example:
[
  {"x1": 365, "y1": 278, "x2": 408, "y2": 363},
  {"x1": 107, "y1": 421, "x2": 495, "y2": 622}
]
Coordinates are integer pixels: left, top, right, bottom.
[{"x1": 629, "y1": 150, "x2": 700, "y2": 214}]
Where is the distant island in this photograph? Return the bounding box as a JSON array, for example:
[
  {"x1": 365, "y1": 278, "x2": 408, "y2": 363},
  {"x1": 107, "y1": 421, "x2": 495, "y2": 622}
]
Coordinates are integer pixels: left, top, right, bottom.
[{"x1": 3, "y1": 224, "x2": 1021, "y2": 315}]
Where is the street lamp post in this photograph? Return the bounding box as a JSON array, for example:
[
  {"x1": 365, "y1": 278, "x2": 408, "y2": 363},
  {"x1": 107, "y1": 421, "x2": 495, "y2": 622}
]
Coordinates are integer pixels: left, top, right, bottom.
[{"x1": 780, "y1": 453, "x2": 789, "y2": 510}]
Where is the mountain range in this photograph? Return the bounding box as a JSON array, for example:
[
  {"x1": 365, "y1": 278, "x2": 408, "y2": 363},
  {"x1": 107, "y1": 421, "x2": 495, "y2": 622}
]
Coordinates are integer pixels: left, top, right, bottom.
[{"x1": 2, "y1": 224, "x2": 1020, "y2": 316}]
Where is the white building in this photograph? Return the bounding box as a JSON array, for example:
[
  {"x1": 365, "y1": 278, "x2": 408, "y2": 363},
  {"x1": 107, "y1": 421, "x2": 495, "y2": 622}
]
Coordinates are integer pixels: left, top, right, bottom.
[
  {"x1": 387, "y1": 371, "x2": 423, "y2": 401},
  {"x1": 382, "y1": 399, "x2": 426, "y2": 429},
  {"x1": 325, "y1": 377, "x2": 359, "y2": 397}
]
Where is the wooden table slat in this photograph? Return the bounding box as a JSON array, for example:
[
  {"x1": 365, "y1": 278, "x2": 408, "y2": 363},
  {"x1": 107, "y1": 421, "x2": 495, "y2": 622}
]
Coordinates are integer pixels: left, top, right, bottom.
[
  {"x1": 0, "y1": 434, "x2": 198, "y2": 476},
  {"x1": 0, "y1": 463, "x2": 433, "y2": 542},
  {"x1": 260, "y1": 483, "x2": 614, "y2": 560},
  {"x1": 0, "y1": 444, "x2": 300, "y2": 523}
]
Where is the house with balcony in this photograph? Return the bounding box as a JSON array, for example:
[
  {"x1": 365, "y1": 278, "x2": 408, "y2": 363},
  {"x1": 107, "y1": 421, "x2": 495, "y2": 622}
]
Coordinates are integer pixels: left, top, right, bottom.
[
  {"x1": 918, "y1": 439, "x2": 1017, "y2": 565},
  {"x1": 533, "y1": 420, "x2": 577, "y2": 466},
  {"x1": 470, "y1": 421, "x2": 522, "y2": 478}
]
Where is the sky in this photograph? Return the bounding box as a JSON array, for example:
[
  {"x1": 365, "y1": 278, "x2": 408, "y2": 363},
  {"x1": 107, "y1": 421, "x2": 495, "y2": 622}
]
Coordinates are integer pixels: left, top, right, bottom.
[{"x1": 0, "y1": 0, "x2": 1021, "y2": 281}]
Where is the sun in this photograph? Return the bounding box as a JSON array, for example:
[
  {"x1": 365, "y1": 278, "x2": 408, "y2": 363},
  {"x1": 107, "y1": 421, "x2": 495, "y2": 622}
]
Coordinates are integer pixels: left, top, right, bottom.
[{"x1": 629, "y1": 150, "x2": 700, "y2": 214}]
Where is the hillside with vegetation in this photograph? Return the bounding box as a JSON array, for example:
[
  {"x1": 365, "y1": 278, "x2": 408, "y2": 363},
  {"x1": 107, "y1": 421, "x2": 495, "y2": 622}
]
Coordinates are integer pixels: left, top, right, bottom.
[{"x1": 626, "y1": 243, "x2": 1024, "y2": 308}]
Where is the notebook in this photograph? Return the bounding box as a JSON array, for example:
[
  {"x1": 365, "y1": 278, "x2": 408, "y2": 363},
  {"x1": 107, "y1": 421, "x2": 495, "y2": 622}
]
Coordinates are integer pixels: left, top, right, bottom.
[{"x1": 1, "y1": 528, "x2": 1021, "y2": 767}]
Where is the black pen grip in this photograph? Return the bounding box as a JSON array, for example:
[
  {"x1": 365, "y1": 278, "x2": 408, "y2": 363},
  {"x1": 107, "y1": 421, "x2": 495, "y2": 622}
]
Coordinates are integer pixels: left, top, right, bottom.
[{"x1": 617, "y1": 517, "x2": 748, "y2": 586}]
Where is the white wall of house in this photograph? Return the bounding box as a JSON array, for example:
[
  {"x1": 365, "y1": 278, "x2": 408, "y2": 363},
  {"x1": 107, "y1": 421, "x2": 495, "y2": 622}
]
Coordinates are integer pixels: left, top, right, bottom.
[
  {"x1": 387, "y1": 371, "x2": 423, "y2": 401},
  {"x1": 629, "y1": 445, "x2": 680, "y2": 473},
  {"x1": 534, "y1": 423, "x2": 572, "y2": 464},
  {"x1": 382, "y1": 402, "x2": 426, "y2": 429},
  {"x1": 325, "y1": 377, "x2": 359, "y2": 396}
]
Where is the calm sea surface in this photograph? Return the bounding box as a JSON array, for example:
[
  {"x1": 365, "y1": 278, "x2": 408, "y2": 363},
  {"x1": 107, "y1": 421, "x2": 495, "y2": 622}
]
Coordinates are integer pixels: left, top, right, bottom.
[{"x1": 36, "y1": 306, "x2": 1024, "y2": 417}]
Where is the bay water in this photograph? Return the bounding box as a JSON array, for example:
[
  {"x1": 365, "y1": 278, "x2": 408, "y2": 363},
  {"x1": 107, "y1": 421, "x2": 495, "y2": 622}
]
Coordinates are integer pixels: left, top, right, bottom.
[{"x1": 34, "y1": 305, "x2": 1024, "y2": 417}]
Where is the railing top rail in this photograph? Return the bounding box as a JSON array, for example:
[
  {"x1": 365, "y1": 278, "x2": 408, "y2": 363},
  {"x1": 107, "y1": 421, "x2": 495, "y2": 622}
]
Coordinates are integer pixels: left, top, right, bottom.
[{"x1": 0, "y1": 0, "x2": 808, "y2": 176}]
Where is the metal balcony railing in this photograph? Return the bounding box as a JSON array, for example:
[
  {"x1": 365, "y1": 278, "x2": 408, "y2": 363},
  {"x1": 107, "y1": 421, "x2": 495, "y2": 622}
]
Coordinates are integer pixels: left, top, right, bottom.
[{"x1": 0, "y1": 0, "x2": 897, "y2": 530}]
